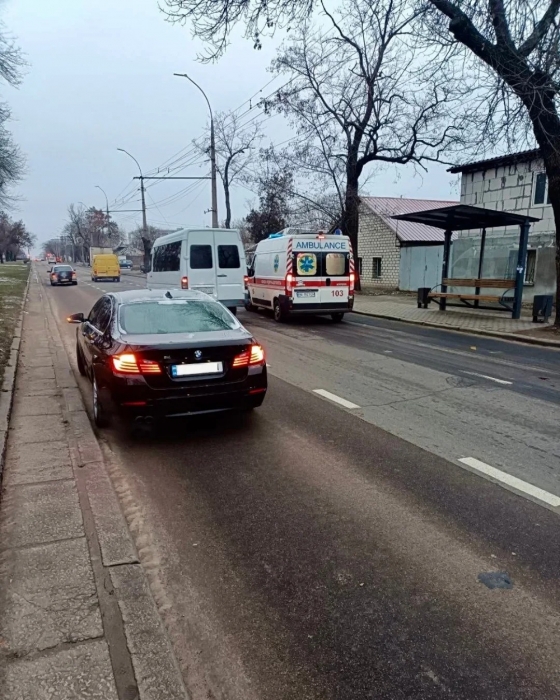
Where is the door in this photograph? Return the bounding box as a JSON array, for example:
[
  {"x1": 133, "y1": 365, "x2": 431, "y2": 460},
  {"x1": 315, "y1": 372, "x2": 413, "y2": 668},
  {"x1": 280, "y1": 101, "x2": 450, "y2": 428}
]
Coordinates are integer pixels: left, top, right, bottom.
[
  {"x1": 82, "y1": 296, "x2": 113, "y2": 370},
  {"x1": 187, "y1": 231, "x2": 216, "y2": 297},
  {"x1": 148, "y1": 241, "x2": 182, "y2": 289},
  {"x1": 214, "y1": 231, "x2": 245, "y2": 306}
]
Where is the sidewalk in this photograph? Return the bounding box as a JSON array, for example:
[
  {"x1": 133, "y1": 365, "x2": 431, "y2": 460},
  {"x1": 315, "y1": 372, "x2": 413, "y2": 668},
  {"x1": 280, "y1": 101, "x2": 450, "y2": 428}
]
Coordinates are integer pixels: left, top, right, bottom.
[
  {"x1": 353, "y1": 293, "x2": 560, "y2": 347},
  {"x1": 0, "y1": 277, "x2": 188, "y2": 699}
]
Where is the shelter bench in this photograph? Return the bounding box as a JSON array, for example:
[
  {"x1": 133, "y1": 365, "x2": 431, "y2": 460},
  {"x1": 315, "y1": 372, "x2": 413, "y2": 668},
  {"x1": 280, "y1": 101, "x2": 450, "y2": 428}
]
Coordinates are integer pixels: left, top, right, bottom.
[{"x1": 419, "y1": 278, "x2": 516, "y2": 311}]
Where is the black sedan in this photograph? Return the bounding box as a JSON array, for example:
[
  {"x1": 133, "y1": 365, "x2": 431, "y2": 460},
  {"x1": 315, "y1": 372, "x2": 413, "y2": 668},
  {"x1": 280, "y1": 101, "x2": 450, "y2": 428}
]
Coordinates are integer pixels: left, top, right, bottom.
[
  {"x1": 50, "y1": 264, "x2": 78, "y2": 285},
  {"x1": 67, "y1": 289, "x2": 267, "y2": 428}
]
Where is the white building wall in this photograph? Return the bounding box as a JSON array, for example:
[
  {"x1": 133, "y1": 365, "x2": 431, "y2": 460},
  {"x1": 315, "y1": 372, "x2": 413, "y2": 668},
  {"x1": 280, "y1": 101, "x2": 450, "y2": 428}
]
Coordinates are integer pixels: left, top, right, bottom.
[
  {"x1": 458, "y1": 156, "x2": 554, "y2": 238},
  {"x1": 357, "y1": 203, "x2": 400, "y2": 288}
]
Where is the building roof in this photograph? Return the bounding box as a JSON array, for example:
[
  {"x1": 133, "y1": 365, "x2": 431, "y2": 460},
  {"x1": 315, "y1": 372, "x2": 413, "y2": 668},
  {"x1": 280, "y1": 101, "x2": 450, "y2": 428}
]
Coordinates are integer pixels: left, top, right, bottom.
[
  {"x1": 392, "y1": 204, "x2": 540, "y2": 231},
  {"x1": 448, "y1": 149, "x2": 540, "y2": 174},
  {"x1": 360, "y1": 196, "x2": 458, "y2": 243}
]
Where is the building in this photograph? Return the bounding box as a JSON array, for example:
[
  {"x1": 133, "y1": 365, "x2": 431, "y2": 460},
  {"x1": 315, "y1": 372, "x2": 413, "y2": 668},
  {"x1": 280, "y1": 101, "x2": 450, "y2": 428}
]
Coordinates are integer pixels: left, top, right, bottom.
[
  {"x1": 357, "y1": 196, "x2": 457, "y2": 290},
  {"x1": 448, "y1": 150, "x2": 556, "y2": 298}
]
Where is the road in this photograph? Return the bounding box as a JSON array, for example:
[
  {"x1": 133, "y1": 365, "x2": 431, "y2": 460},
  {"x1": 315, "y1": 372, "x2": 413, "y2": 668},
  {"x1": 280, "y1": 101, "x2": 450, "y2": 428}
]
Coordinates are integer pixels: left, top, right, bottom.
[{"x1": 38, "y1": 264, "x2": 560, "y2": 699}]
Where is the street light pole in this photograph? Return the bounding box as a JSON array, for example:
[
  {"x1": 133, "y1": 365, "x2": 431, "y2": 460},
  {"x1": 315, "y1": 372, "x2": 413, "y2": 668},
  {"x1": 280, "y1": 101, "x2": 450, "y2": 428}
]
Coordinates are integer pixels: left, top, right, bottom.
[
  {"x1": 174, "y1": 73, "x2": 218, "y2": 228},
  {"x1": 117, "y1": 148, "x2": 148, "y2": 236},
  {"x1": 95, "y1": 185, "x2": 110, "y2": 247}
]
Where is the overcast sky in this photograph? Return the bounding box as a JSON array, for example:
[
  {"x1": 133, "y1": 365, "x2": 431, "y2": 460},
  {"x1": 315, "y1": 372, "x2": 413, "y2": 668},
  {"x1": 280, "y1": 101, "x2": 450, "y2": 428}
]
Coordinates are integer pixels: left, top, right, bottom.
[{"x1": 4, "y1": 0, "x2": 459, "y2": 247}]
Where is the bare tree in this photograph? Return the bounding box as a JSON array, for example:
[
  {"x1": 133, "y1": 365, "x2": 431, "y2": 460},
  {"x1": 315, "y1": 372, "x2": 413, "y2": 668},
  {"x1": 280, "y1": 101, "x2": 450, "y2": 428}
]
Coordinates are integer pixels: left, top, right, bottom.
[
  {"x1": 0, "y1": 25, "x2": 26, "y2": 208},
  {"x1": 422, "y1": 0, "x2": 560, "y2": 323},
  {"x1": 195, "y1": 111, "x2": 262, "y2": 227},
  {"x1": 264, "y1": 0, "x2": 464, "y2": 265},
  {"x1": 0, "y1": 213, "x2": 34, "y2": 262},
  {"x1": 162, "y1": 0, "x2": 314, "y2": 60}
]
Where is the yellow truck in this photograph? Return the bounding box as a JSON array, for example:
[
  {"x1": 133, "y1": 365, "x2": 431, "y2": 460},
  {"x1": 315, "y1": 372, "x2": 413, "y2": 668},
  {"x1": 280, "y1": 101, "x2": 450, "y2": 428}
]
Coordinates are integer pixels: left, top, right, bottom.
[{"x1": 92, "y1": 253, "x2": 120, "y2": 282}]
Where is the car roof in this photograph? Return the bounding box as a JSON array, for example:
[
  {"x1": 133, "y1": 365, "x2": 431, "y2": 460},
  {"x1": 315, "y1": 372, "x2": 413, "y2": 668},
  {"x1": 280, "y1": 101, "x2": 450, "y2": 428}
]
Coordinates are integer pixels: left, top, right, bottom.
[{"x1": 109, "y1": 289, "x2": 217, "y2": 304}]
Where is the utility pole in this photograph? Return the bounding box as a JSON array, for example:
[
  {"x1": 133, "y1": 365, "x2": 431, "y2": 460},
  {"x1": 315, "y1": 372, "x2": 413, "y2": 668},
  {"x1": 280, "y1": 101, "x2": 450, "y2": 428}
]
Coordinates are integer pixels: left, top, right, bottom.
[
  {"x1": 174, "y1": 73, "x2": 218, "y2": 228},
  {"x1": 117, "y1": 148, "x2": 147, "y2": 237}
]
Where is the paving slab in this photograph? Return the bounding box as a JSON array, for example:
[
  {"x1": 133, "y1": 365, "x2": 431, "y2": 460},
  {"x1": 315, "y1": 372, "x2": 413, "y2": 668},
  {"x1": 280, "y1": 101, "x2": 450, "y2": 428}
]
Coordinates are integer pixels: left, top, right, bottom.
[
  {"x1": 2, "y1": 638, "x2": 119, "y2": 700},
  {"x1": 17, "y1": 366, "x2": 55, "y2": 381},
  {"x1": 9, "y1": 412, "x2": 66, "y2": 444},
  {"x1": 11, "y1": 394, "x2": 62, "y2": 417},
  {"x1": 1, "y1": 480, "x2": 83, "y2": 548},
  {"x1": 2, "y1": 440, "x2": 72, "y2": 485},
  {"x1": 111, "y1": 564, "x2": 188, "y2": 700},
  {"x1": 0, "y1": 537, "x2": 102, "y2": 653},
  {"x1": 15, "y1": 377, "x2": 58, "y2": 396}
]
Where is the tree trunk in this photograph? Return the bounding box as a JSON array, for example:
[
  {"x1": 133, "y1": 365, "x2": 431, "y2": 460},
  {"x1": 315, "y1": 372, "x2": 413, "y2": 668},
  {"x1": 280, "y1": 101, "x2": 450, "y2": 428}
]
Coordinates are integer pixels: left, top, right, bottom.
[
  {"x1": 141, "y1": 236, "x2": 152, "y2": 269},
  {"x1": 342, "y1": 174, "x2": 361, "y2": 291},
  {"x1": 224, "y1": 181, "x2": 232, "y2": 229},
  {"x1": 523, "y1": 98, "x2": 560, "y2": 326}
]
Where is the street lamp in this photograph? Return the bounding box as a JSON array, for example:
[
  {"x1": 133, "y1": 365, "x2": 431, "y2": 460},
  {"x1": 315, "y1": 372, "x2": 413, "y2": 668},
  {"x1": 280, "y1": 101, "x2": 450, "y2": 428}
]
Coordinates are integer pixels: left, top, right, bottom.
[
  {"x1": 174, "y1": 73, "x2": 218, "y2": 228},
  {"x1": 117, "y1": 148, "x2": 147, "y2": 237},
  {"x1": 95, "y1": 185, "x2": 110, "y2": 247}
]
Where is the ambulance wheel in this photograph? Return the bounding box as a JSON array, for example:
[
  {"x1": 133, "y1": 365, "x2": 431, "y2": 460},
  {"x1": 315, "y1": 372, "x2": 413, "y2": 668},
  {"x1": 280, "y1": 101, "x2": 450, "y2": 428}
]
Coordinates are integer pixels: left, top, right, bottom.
[
  {"x1": 331, "y1": 312, "x2": 345, "y2": 323},
  {"x1": 244, "y1": 302, "x2": 256, "y2": 312},
  {"x1": 273, "y1": 298, "x2": 287, "y2": 323}
]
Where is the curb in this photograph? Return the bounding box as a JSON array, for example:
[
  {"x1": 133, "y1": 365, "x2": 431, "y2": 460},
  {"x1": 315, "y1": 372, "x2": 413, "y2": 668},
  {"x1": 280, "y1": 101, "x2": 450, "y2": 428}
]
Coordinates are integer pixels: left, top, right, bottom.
[
  {"x1": 352, "y1": 310, "x2": 560, "y2": 349},
  {"x1": 0, "y1": 266, "x2": 32, "y2": 481}
]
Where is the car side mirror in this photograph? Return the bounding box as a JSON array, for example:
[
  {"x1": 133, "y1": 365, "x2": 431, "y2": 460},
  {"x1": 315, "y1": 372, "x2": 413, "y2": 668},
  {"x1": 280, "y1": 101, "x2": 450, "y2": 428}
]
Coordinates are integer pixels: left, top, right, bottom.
[{"x1": 67, "y1": 312, "x2": 85, "y2": 324}]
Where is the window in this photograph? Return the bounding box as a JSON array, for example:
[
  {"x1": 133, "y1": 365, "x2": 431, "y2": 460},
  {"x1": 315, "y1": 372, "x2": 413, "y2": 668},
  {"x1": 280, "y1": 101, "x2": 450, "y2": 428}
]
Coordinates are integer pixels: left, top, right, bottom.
[
  {"x1": 534, "y1": 172, "x2": 547, "y2": 204},
  {"x1": 153, "y1": 241, "x2": 181, "y2": 272},
  {"x1": 325, "y1": 253, "x2": 346, "y2": 276},
  {"x1": 119, "y1": 300, "x2": 237, "y2": 335},
  {"x1": 88, "y1": 296, "x2": 112, "y2": 332},
  {"x1": 296, "y1": 252, "x2": 318, "y2": 276},
  {"x1": 525, "y1": 249, "x2": 536, "y2": 285},
  {"x1": 372, "y1": 257, "x2": 382, "y2": 279},
  {"x1": 218, "y1": 245, "x2": 240, "y2": 269},
  {"x1": 190, "y1": 244, "x2": 213, "y2": 269},
  {"x1": 357, "y1": 257, "x2": 363, "y2": 275}
]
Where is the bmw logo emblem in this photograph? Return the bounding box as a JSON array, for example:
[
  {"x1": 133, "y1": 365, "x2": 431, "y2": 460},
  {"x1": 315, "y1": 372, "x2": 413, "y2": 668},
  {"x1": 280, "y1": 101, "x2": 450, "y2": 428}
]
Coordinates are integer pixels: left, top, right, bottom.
[{"x1": 194, "y1": 350, "x2": 202, "y2": 360}]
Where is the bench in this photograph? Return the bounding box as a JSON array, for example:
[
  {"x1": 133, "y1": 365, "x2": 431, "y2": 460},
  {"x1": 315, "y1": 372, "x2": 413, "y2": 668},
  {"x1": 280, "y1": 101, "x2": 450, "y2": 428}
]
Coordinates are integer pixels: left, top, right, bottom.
[{"x1": 419, "y1": 278, "x2": 516, "y2": 310}]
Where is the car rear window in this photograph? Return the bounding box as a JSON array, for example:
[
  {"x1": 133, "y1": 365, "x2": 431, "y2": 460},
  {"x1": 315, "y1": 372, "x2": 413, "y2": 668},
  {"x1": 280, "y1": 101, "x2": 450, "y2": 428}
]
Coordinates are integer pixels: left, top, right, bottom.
[
  {"x1": 190, "y1": 245, "x2": 213, "y2": 269},
  {"x1": 218, "y1": 245, "x2": 240, "y2": 269},
  {"x1": 119, "y1": 301, "x2": 238, "y2": 334},
  {"x1": 54, "y1": 265, "x2": 72, "y2": 271}
]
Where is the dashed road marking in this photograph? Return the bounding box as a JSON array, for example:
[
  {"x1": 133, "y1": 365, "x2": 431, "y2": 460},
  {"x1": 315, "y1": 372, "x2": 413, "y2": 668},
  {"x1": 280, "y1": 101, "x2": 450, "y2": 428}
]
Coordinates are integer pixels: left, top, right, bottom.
[
  {"x1": 458, "y1": 457, "x2": 560, "y2": 509},
  {"x1": 313, "y1": 389, "x2": 360, "y2": 410},
  {"x1": 461, "y1": 371, "x2": 512, "y2": 385}
]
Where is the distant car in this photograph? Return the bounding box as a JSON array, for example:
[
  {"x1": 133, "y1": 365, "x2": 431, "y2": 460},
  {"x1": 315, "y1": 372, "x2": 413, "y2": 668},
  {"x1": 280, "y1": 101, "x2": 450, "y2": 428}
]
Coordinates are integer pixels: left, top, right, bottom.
[
  {"x1": 50, "y1": 264, "x2": 77, "y2": 286},
  {"x1": 67, "y1": 289, "x2": 267, "y2": 428},
  {"x1": 119, "y1": 260, "x2": 133, "y2": 269}
]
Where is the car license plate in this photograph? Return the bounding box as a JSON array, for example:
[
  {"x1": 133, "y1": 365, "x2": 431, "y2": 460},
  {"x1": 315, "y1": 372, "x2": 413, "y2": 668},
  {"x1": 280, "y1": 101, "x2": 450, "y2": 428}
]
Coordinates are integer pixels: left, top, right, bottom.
[
  {"x1": 171, "y1": 362, "x2": 223, "y2": 377},
  {"x1": 295, "y1": 290, "x2": 316, "y2": 298},
  {"x1": 194, "y1": 286, "x2": 214, "y2": 295}
]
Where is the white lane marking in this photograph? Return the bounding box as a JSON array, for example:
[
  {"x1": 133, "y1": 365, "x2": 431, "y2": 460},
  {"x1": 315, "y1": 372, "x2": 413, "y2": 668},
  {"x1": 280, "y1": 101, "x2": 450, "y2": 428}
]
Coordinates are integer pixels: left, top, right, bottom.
[
  {"x1": 461, "y1": 371, "x2": 512, "y2": 385},
  {"x1": 313, "y1": 389, "x2": 360, "y2": 410},
  {"x1": 458, "y1": 457, "x2": 560, "y2": 508}
]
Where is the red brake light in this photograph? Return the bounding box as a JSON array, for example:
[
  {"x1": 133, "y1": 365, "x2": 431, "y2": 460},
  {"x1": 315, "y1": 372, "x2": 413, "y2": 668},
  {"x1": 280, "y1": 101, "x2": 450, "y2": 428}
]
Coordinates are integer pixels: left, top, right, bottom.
[
  {"x1": 181, "y1": 276, "x2": 189, "y2": 289},
  {"x1": 244, "y1": 275, "x2": 249, "y2": 287},
  {"x1": 72, "y1": 272, "x2": 76, "y2": 278},
  {"x1": 112, "y1": 354, "x2": 162, "y2": 375},
  {"x1": 232, "y1": 344, "x2": 265, "y2": 368}
]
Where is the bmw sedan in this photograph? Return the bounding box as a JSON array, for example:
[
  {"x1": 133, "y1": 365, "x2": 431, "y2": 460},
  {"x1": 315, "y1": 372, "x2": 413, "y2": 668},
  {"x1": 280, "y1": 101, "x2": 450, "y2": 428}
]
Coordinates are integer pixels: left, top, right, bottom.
[
  {"x1": 67, "y1": 289, "x2": 267, "y2": 428},
  {"x1": 50, "y1": 264, "x2": 78, "y2": 285}
]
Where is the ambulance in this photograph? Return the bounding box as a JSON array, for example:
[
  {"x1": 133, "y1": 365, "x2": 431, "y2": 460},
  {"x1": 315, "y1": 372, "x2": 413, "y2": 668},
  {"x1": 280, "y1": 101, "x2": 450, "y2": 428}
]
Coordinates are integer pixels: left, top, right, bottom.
[{"x1": 246, "y1": 228, "x2": 355, "y2": 322}]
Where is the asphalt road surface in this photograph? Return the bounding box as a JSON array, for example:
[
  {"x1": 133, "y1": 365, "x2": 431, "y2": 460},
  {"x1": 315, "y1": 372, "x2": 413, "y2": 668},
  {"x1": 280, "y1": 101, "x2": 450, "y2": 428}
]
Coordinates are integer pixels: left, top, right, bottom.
[{"x1": 38, "y1": 264, "x2": 560, "y2": 699}]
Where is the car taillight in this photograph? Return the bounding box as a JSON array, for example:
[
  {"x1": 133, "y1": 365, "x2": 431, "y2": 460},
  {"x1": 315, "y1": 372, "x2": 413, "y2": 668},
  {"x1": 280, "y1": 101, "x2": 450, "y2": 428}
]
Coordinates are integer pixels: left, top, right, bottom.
[
  {"x1": 285, "y1": 273, "x2": 295, "y2": 293},
  {"x1": 72, "y1": 272, "x2": 76, "y2": 278},
  {"x1": 51, "y1": 273, "x2": 56, "y2": 278},
  {"x1": 349, "y1": 272, "x2": 355, "y2": 293},
  {"x1": 244, "y1": 275, "x2": 249, "y2": 288},
  {"x1": 181, "y1": 276, "x2": 188, "y2": 289},
  {"x1": 112, "y1": 354, "x2": 162, "y2": 375},
  {"x1": 231, "y1": 344, "x2": 265, "y2": 368}
]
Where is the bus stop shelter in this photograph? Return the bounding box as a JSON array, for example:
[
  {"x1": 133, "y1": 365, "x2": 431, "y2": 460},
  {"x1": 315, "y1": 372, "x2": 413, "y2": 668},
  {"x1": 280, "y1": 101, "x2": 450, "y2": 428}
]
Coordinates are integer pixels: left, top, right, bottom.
[{"x1": 392, "y1": 204, "x2": 540, "y2": 319}]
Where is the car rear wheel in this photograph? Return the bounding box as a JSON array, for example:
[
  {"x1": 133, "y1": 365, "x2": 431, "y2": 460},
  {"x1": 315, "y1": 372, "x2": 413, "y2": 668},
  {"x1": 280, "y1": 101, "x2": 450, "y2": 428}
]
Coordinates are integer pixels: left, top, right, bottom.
[
  {"x1": 76, "y1": 343, "x2": 86, "y2": 376},
  {"x1": 273, "y1": 298, "x2": 287, "y2": 323},
  {"x1": 92, "y1": 376, "x2": 110, "y2": 428},
  {"x1": 116, "y1": 277, "x2": 120, "y2": 282},
  {"x1": 331, "y1": 312, "x2": 345, "y2": 323}
]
